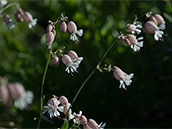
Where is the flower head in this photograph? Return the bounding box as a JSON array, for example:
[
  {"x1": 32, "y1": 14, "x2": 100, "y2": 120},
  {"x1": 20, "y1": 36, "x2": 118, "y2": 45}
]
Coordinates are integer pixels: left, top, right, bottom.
[
  {"x1": 23, "y1": 12, "x2": 37, "y2": 28},
  {"x1": 68, "y1": 50, "x2": 83, "y2": 66},
  {"x1": 42, "y1": 97, "x2": 64, "y2": 118},
  {"x1": 67, "y1": 21, "x2": 83, "y2": 42},
  {"x1": 143, "y1": 21, "x2": 164, "y2": 41},
  {"x1": 113, "y1": 66, "x2": 134, "y2": 90}
]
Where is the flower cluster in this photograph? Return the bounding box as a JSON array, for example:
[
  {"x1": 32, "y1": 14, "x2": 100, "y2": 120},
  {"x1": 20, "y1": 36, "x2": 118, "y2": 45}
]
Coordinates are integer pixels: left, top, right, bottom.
[
  {"x1": 1, "y1": 2, "x2": 37, "y2": 29},
  {"x1": 143, "y1": 14, "x2": 166, "y2": 41},
  {"x1": 42, "y1": 95, "x2": 106, "y2": 129},
  {"x1": 0, "y1": 77, "x2": 34, "y2": 109}
]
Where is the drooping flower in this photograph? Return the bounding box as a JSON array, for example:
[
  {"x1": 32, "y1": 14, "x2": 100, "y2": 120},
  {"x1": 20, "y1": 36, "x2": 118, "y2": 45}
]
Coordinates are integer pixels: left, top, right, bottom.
[
  {"x1": 68, "y1": 50, "x2": 83, "y2": 67},
  {"x1": 72, "y1": 111, "x2": 82, "y2": 125},
  {"x1": 52, "y1": 54, "x2": 60, "y2": 67},
  {"x1": 2, "y1": 14, "x2": 15, "y2": 29},
  {"x1": 42, "y1": 97, "x2": 64, "y2": 118},
  {"x1": 23, "y1": 12, "x2": 37, "y2": 28},
  {"x1": 112, "y1": 66, "x2": 134, "y2": 90},
  {"x1": 150, "y1": 14, "x2": 165, "y2": 29},
  {"x1": 126, "y1": 23, "x2": 142, "y2": 34},
  {"x1": 143, "y1": 21, "x2": 165, "y2": 41},
  {"x1": 87, "y1": 119, "x2": 106, "y2": 129},
  {"x1": 60, "y1": 21, "x2": 67, "y2": 34},
  {"x1": 61, "y1": 54, "x2": 79, "y2": 75},
  {"x1": 124, "y1": 34, "x2": 144, "y2": 52},
  {"x1": 67, "y1": 21, "x2": 83, "y2": 42},
  {"x1": 46, "y1": 32, "x2": 55, "y2": 50}
]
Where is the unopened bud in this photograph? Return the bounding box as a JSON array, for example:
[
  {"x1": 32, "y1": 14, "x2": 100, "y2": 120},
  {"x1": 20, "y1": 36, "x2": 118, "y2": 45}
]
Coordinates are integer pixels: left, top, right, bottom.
[
  {"x1": 3, "y1": 14, "x2": 10, "y2": 24},
  {"x1": 60, "y1": 21, "x2": 67, "y2": 34},
  {"x1": 59, "y1": 96, "x2": 68, "y2": 105},
  {"x1": 68, "y1": 50, "x2": 78, "y2": 60},
  {"x1": 68, "y1": 21, "x2": 77, "y2": 33},
  {"x1": 0, "y1": 85, "x2": 9, "y2": 104},
  {"x1": 52, "y1": 55, "x2": 60, "y2": 67},
  {"x1": 46, "y1": 32, "x2": 55, "y2": 43},
  {"x1": 15, "y1": 12, "x2": 24, "y2": 22},
  {"x1": 16, "y1": 6, "x2": 24, "y2": 16},
  {"x1": 23, "y1": 12, "x2": 33, "y2": 22},
  {"x1": 46, "y1": 24, "x2": 53, "y2": 33}
]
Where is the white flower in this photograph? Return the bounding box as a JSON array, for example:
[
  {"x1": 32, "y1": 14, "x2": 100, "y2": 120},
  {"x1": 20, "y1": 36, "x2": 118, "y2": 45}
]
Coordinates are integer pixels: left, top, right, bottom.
[
  {"x1": 0, "y1": 0, "x2": 7, "y2": 7},
  {"x1": 14, "y1": 91, "x2": 34, "y2": 110},
  {"x1": 3, "y1": 19, "x2": 15, "y2": 30},
  {"x1": 42, "y1": 99, "x2": 64, "y2": 118},
  {"x1": 65, "y1": 61, "x2": 79, "y2": 74},
  {"x1": 130, "y1": 36, "x2": 144, "y2": 52},
  {"x1": 72, "y1": 111, "x2": 82, "y2": 124},
  {"x1": 70, "y1": 29, "x2": 83, "y2": 42},
  {"x1": 98, "y1": 122, "x2": 106, "y2": 129},
  {"x1": 28, "y1": 18, "x2": 37, "y2": 28}
]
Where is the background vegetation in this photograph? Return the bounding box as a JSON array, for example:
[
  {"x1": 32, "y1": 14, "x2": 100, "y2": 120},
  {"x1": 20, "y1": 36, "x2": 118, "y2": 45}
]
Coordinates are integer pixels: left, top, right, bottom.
[{"x1": 0, "y1": 0, "x2": 172, "y2": 128}]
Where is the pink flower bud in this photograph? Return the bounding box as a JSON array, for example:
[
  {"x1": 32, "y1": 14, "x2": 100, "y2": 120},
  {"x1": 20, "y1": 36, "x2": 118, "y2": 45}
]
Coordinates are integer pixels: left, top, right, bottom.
[
  {"x1": 23, "y1": 12, "x2": 33, "y2": 22},
  {"x1": 47, "y1": 97, "x2": 58, "y2": 106},
  {"x1": 59, "y1": 96, "x2": 68, "y2": 105},
  {"x1": 7, "y1": 83, "x2": 25, "y2": 99},
  {"x1": 126, "y1": 24, "x2": 136, "y2": 32},
  {"x1": 87, "y1": 119, "x2": 99, "y2": 129},
  {"x1": 3, "y1": 14, "x2": 10, "y2": 24},
  {"x1": 61, "y1": 54, "x2": 72, "y2": 65},
  {"x1": 52, "y1": 55, "x2": 60, "y2": 67},
  {"x1": 52, "y1": 29, "x2": 56, "y2": 37},
  {"x1": 0, "y1": 85, "x2": 9, "y2": 104},
  {"x1": 80, "y1": 115, "x2": 88, "y2": 125},
  {"x1": 15, "y1": 12, "x2": 24, "y2": 22},
  {"x1": 46, "y1": 32, "x2": 55, "y2": 43},
  {"x1": 150, "y1": 16, "x2": 158, "y2": 25},
  {"x1": 46, "y1": 24, "x2": 53, "y2": 33},
  {"x1": 68, "y1": 50, "x2": 78, "y2": 60},
  {"x1": 60, "y1": 21, "x2": 67, "y2": 34},
  {"x1": 16, "y1": 6, "x2": 24, "y2": 16},
  {"x1": 112, "y1": 66, "x2": 125, "y2": 81},
  {"x1": 127, "y1": 34, "x2": 137, "y2": 45},
  {"x1": 154, "y1": 14, "x2": 165, "y2": 25},
  {"x1": 143, "y1": 21, "x2": 158, "y2": 33},
  {"x1": 68, "y1": 21, "x2": 77, "y2": 33}
]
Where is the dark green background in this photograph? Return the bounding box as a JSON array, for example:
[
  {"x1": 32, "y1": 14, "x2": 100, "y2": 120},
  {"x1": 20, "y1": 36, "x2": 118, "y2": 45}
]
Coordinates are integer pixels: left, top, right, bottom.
[{"x1": 0, "y1": 0, "x2": 172, "y2": 128}]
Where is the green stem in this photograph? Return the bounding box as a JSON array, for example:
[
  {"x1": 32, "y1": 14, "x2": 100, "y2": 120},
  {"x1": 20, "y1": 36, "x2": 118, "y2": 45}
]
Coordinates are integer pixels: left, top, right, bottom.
[
  {"x1": 37, "y1": 53, "x2": 51, "y2": 129},
  {"x1": 0, "y1": 3, "x2": 18, "y2": 15}
]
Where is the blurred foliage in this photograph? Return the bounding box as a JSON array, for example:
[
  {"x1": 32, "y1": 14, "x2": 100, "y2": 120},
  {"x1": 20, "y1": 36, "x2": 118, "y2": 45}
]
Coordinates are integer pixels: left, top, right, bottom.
[{"x1": 0, "y1": 0, "x2": 172, "y2": 128}]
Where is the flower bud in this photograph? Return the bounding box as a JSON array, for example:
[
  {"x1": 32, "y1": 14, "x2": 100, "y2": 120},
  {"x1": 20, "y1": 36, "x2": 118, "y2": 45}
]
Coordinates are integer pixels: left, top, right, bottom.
[
  {"x1": 112, "y1": 66, "x2": 125, "y2": 81},
  {"x1": 68, "y1": 21, "x2": 77, "y2": 33},
  {"x1": 80, "y1": 115, "x2": 88, "y2": 126},
  {"x1": 7, "y1": 83, "x2": 25, "y2": 99},
  {"x1": 23, "y1": 12, "x2": 33, "y2": 22},
  {"x1": 127, "y1": 34, "x2": 137, "y2": 45},
  {"x1": 0, "y1": 85, "x2": 9, "y2": 104},
  {"x1": 52, "y1": 55, "x2": 60, "y2": 67},
  {"x1": 87, "y1": 119, "x2": 99, "y2": 129},
  {"x1": 52, "y1": 29, "x2": 56, "y2": 36},
  {"x1": 59, "y1": 96, "x2": 68, "y2": 105},
  {"x1": 154, "y1": 14, "x2": 165, "y2": 25},
  {"x1": 46, "y1": 24, "x2": 53, "y2": 33},
  {"x1": 126, "y1": 24, "x2": 136, "y2": 32},
  {"x1": 150, "y1": 16, "x2": 158, "y2": 25},
  {"x1": 47, "y1": 97, "x2": 58, "y2": 106},
  {"x1": 15, "y1": 12, "x2": 24, "y2": 22},
  {"x1": 3, "y1": 14, "x2": 10, "y2": 24},
  {"x1": 16, "y1": 6, "x2": 24, "y2": 16},
  {"x1": 61, "y1": 54, "x2": 72, "y2": 65},
  {"x1": 143, "y1": 21, "x2": 158, "y2": 33},
  {"x1": 60, "y1": 21, "x2": 67, "y2": 34},
  {"x1": 68, "y1": 50, "x2": 78, "y2": 60},
  {"x1": 46, "y1": 32, "x2": 55, "y2": 43}
]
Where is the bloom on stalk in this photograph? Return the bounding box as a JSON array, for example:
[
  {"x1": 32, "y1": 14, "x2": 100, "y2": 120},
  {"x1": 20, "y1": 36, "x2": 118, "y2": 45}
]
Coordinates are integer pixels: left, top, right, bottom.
[
  {"x1": 42, "y1": 97, "x2": 64, "y2": 118},
  {"x1": 67, "y1": 21, "x2": 83, "y2": 42},
  {"x1": 124, "y1": 34, "x2": 144, "y2": 52},
  {"x1": 72, "y1": 111, "x2": 83, "y2": 125},
  {"x1": 126, "y1": 23, "x2": 142, "y2": 34},
  {"x1": 23, "y1": 12, "x2": 37, "y2": 28},
  {"x1": 68, "y1": 50, "x2": 83, "y2": 67},
  {"x1": 143, "y1": 21, "x2": 165, "y2": 41},
  {"x1": 2, "y1": 14, "x2": 15, "y2": 29},
  {"x1": 112, "y1": 66, "x2": 134, "y2": 90},
  {"x1": 61, "y1": 54, "x2": 80, "y2": 75}
]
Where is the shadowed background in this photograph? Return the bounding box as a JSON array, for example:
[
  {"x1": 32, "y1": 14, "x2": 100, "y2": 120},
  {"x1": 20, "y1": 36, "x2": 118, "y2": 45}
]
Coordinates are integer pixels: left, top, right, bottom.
[{"x1": 0, "y1": 0, "x2": 172, "y2": 128}]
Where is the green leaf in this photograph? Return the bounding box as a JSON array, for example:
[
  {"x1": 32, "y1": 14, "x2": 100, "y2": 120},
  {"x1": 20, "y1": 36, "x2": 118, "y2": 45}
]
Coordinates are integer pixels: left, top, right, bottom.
[{"x1": 61, "y1": 120, "x2": 69, "y2": 129}]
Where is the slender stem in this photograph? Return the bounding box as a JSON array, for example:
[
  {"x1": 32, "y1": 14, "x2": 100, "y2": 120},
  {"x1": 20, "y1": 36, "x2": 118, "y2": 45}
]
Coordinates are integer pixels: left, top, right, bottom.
[
  {"x1": 71, "y1": 68, "x2": 97, "y2": 105},
  {"x1": 37, "y1": 53, "x2": 51, "y2": 129},
  {"x1": 0, "y1": 3, "x2": 18, "y2": 15},
  {"x1": 97, "y1": 39, "x2": 119, "y2": 67}
]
